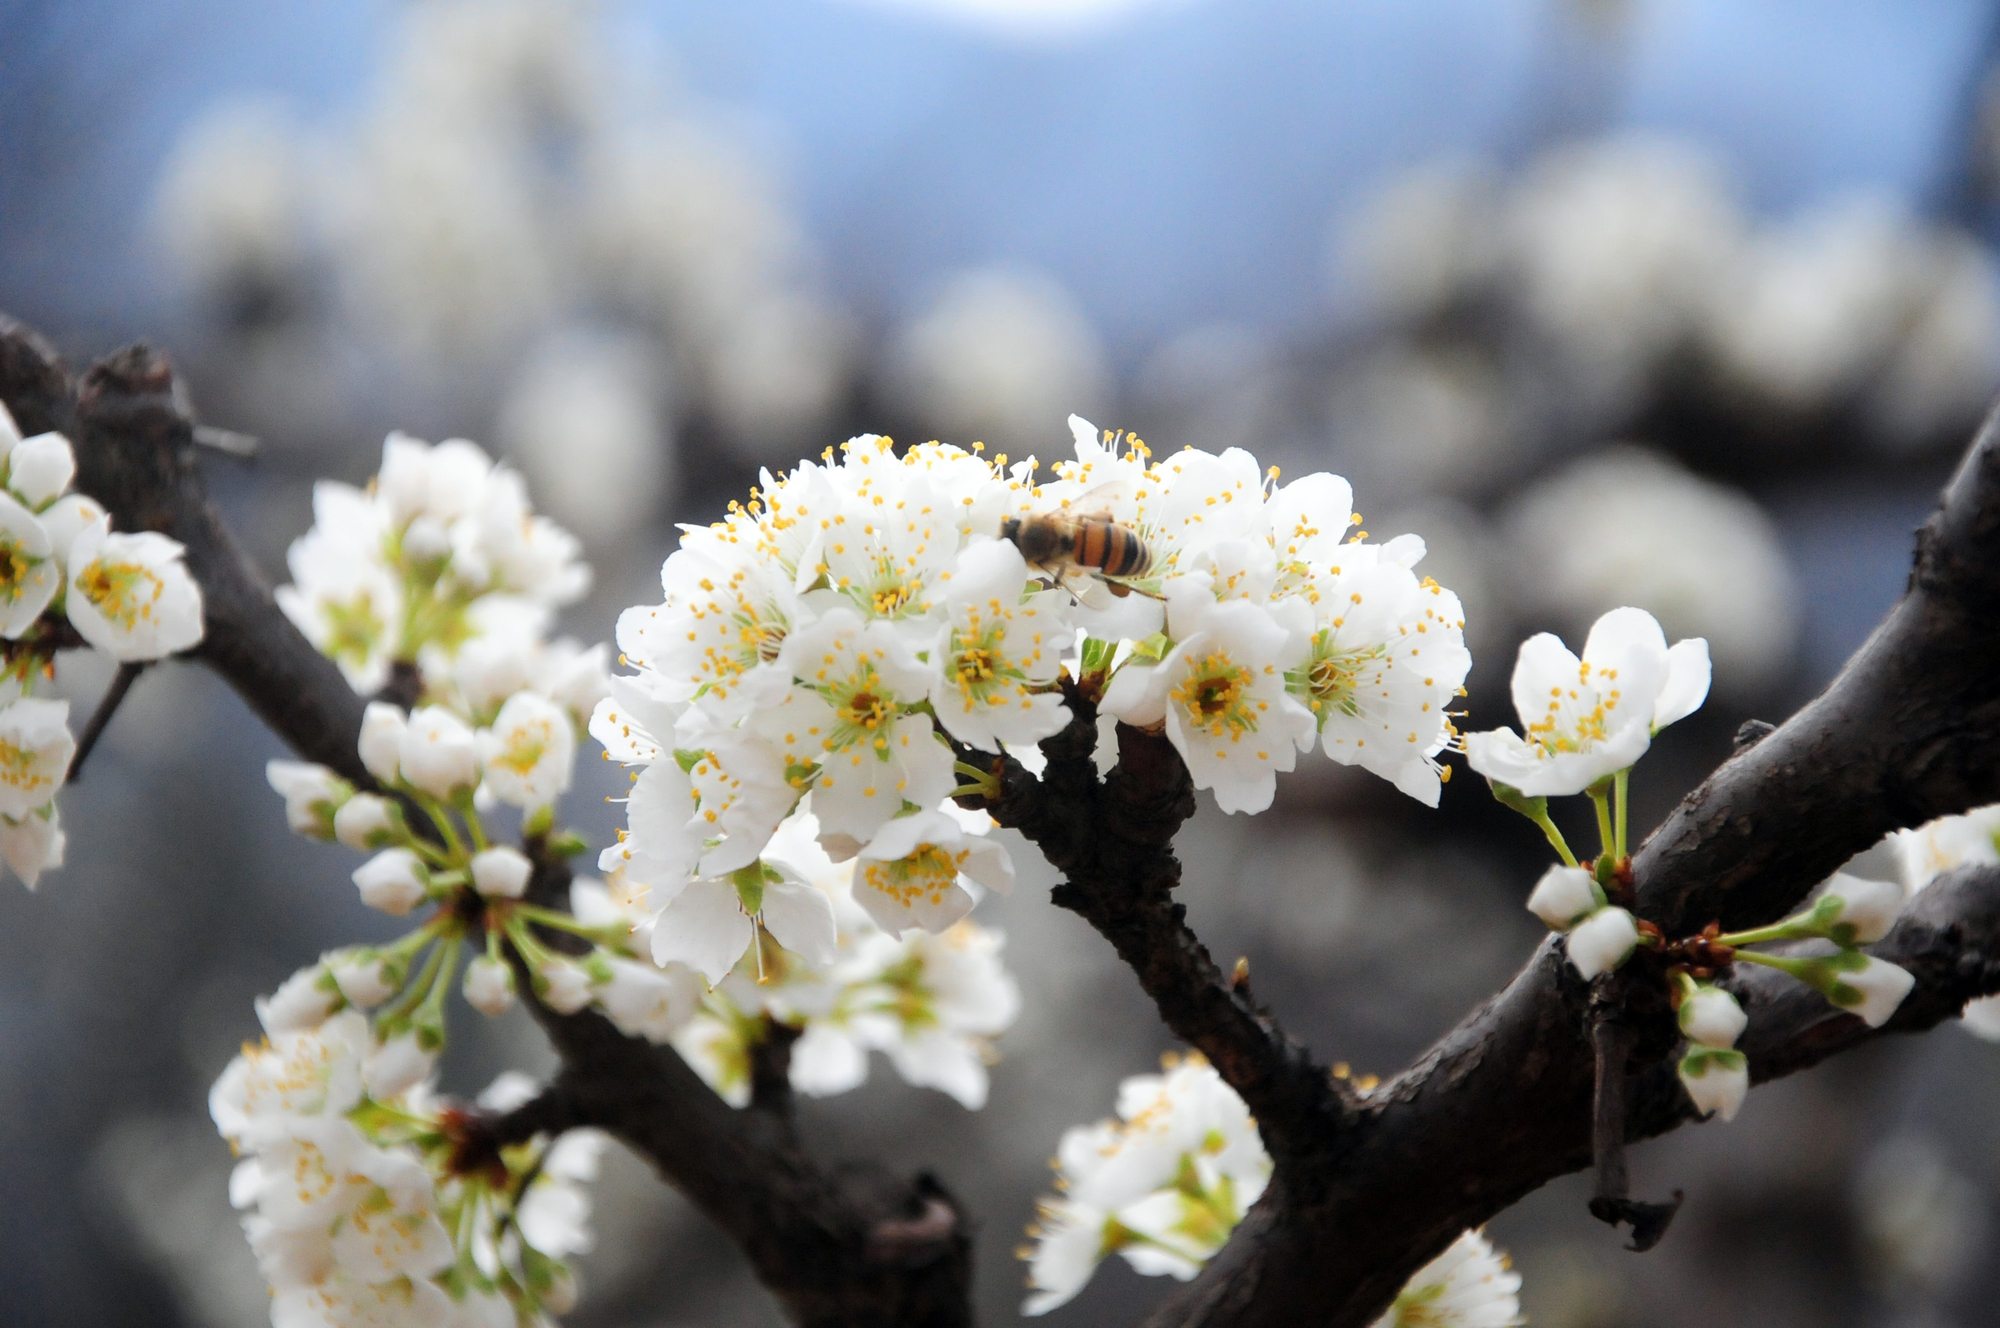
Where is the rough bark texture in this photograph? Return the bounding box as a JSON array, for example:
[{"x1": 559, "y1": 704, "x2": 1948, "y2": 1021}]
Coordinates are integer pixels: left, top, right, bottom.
[{"x1": 13, "y1": 313, "x2": 2000, "y2": 1328}]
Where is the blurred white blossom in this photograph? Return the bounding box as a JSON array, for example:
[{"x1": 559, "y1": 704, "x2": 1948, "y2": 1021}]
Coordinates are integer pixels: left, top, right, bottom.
[{"x1": 1502, "y1": 447, "x2": 1797, "y2": 694}]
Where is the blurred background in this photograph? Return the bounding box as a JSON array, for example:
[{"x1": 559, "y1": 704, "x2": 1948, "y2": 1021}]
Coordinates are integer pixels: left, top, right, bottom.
[{"x1": 3, "y1": 0, "x2": 2000, "y2": 1324}]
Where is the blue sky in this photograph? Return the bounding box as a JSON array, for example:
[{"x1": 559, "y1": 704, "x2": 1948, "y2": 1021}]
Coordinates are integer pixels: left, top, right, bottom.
[{"x1": 0, "y1": 0, "x2": 1990, "y2": 355}]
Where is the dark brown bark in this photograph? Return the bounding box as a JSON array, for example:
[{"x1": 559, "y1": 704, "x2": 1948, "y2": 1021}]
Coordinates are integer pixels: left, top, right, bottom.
[{"x1": 14, "y1": 312, "x2": 2000, "y2": 1328}]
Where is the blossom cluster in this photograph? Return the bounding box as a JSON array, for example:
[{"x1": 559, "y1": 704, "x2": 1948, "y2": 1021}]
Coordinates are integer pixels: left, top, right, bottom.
[
  {"x1": 1021, "y1": 1055, "x2": 1520, "y2": 1327},
  {"x1": 601, "y1": 417, "x2": 1470, "y2": 994},
  {"x1": 211, "y1": 996, "x2": 599, "y2": 1326},
  {"x1": 0, "y1": 403, "x2": 205, "y2": 888},
  {"x1": 1475, "y1": 605, "x2": 1916, "y2": 1124},
  {"x1": 642, "y1": 810, "x2": 1023, "y2": 1109},
  {"x1": 278, "y1": 432, "x2": 590, "y2": 697}
]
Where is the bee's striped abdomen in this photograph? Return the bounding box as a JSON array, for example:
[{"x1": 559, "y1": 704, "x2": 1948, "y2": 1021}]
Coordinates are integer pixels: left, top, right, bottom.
[{"x1": 1081, "y1": 517, "x2": 1151, "y2": 578}]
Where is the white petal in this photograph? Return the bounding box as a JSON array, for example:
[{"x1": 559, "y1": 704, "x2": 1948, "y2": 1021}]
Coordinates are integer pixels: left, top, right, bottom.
[
  {"x1": 650, "y1": 878, "x2": 753, "y2": 985},
  {"x1": 1653, "y1": 638, "x2": 1712, "y2": 732},
  {"x1": 760, "y1": 879, "x2": 838, "y2": 967}
]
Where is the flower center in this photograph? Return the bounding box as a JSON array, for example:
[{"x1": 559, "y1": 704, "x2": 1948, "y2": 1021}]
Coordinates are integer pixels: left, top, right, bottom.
[
  {"x1": 860, "y1": 843, "x2": 967, "y2": 908},
  {"x1": 0, "y1": 538, "x2": 38, "y2": 604},
  {"x1": 81, "y1": 558, "x2": 163, "y2": 630},
  {"x1": 1171, "y1": 652, "x2": 1256, "y2": 737}
]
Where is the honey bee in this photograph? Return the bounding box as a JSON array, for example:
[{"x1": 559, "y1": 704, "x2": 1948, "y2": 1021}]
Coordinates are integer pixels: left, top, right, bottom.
[{"x1": 1000, "y1": 482, "x2": 1157, "y2": 598}]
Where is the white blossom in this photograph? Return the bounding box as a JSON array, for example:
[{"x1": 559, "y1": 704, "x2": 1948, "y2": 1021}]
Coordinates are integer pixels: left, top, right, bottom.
[
  {"x1": 1526, "y1": 864, "x2": 1600, "y2": 931},
  {"x1": 1816, "y1": 871, "x2": 1904, "y2": 946},
  {"x1": 358, "y1": 702, "x2": 408, "y2": 785},
  {"x1": 928, "y1": 538, "x2": 1075, "y2": 752},
  {"x1": 0, "y1": 491, "x2": 59, "y2": 636},
  {"x1": 352, "y1": 849, "x2": 430, "y2": 916},
  {"x1": 650, "y1": 868, "x2": 837, "y2": 987},
  {"x1": 1565, "y1": 907, "x2": 1640, "y2": 980},
  {"x1": 363, "y1": 1031, "x2": 437, "y2": 1101},
  {"x1": 38, "y1": 492, "x2": 106, "y2": 569},
  {"x1": 64, "y1": 520, "x2": 205, "y2": 661},
  {"x1": 477, "y1": 689, "x2": 575, "y2": 808},
  {"x1": 1464, "y1": 607, "x2": 1707, "y2": 797},
  {"x1": 255, "y1": 965, "x2": 343, "y2": 1037},
  {"x1": 0, "y1": 696, "x2": 72, "y2": 819},
  {"x1": 594, "y1": 957, "x2": 701, "y2": 1042},
  {"x1": 209, "y1": 1009, "x2": 371, "y2": 1140},
  {"x1": 1023, "y1": 1056, "x2": 1270, "y2": 1314},
  {"x1": 329, "y1": 953, "x2": 396, "y2": 1009},
  {"x1": 397, "y1": 705, "x2": 480, "y2": 798},
  {"x1": 268, "y1": 760, "x2": 350, "y2": 840},
  {"x1": 1678, "y1": 985, "x2": 1747, "y2": 1048},
  {"x1": 462, "y1": 956, "x2": 517, "y2": 1016},
  {"x1": 1829, "y1": 955, "x2": 1916, "y2": 1028},
  {"x1": 754, "y1": 607, "x2": 955, "y2": 844},
  {"x1": 7, "y1": 431, "x2": 74, "y2": 508},
  {"x1": 0, "y1": 805, "x2": 62, "y2": 889},
  {"x1": 333, "y1": 793, "x2": 398, "y2": 852},
  {"x1": 1101, "y1": 594, "x2": 1314, "y2": 815},
  {"x1": 1889, "y1": 807, "x2": 2000, "y2": 1038},
  {"x1": 1678, "y1": 1047, "x2": 1749, "y2": 1122},
  {"x1": 851, "y1": 809, "x2": 1013, "y2": 936},
  {"x1": 1368, "y1": 1228, "x2": 1522, "y2": 1328},
  {"x1": 470, "y1": 845, "x2": 532, "y2": 900}
]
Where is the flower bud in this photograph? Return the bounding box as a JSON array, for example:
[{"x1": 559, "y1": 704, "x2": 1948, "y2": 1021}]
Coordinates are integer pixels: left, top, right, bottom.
[
  {"x1": 329, "y1": 951, "x2": 397, "y2": 1008},
  {"x1": 536, "y1": 959, "x2": 594, "y2": 1014},
  {"x1": 332, "y1": 793, "x2": 399, "y2": 851},
  {"x1": 402, "y1": 514, "x2": 453, "y2": 564},
  {"x1": 363, "y1": 1030, "x2": 436, "y2": 1099},
  {"x1": 1829, "y1": 954, "x2": 1917, "y2": 1028},
  {"x1": 255, "y1": 964, "x2": 339, "y2": 1035},
  {"x1": 1526, "y1": 864, "x2": 1600, "y2": 931},
  {"x1": 1678, "y1": 984, "x2": 1747, "y2": 1048},
  {"x1": 359, "y1": 702, "x2": 407, "y2": 785},
  {"x1": 1678, "y1": 1047, "x2": 1748, "y2": 1121},
  {"x1": 8, "y1": 431, "x2": 74, "y2": 507},
  {"x1": 266, "y1": 759, "x2": 349, "y2": 840},
  {"x1": 595, "y1": 957, "x2": 700, "y2": 1042},
  {"x1": 352, "y1": 848, "x2": 429, "y2": 916},
  {"x1": 1565, "y1": 907, "x2": 1640, "y2": 980},
  {"x1": 463, "y1": 956, "x2": 517, "y2": 1016},
  {"x1": 0, "y1": 807, "x2": 62, "y2": 889},
  {"x1": 1818, "y1": 872, "x2": 1905, "y2": 946},
  {"x1": 471, "y1": 845, "x2": 533, "y2": 899},
  {"x1": 399, "y1": 705, "x2": 480, "y2": 798}
]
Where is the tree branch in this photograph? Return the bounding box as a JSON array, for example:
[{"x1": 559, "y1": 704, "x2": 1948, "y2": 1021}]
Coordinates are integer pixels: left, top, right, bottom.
[
  {"x1": 0, "y1": 322, "x2": 974, "y2": 1328},
  {"x1": 1134, "y1": 404, "x2": 2000, "y2": 1327}
]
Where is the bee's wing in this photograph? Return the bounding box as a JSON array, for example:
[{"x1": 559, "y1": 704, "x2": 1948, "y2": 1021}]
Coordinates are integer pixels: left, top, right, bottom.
[
  {"x1": 1054, "y1": 564, "x2": 1110, "y2": 603},
  {"x1": 1060, "y1": 478, "x2": 1136, "y2": 516}
]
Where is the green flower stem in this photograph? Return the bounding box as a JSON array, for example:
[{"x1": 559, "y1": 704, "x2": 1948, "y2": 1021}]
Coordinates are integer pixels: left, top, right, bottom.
[
  {"x1": 451, "y1": 789, "x2": 489, "y2": 852},
  {"x1": 377, "y1": 940, "x2": 448, "y2": 1032},
  {"x1": 1671, "y1": 969, "x2": 1700, "y2": 1005},
  {"x1": 1716, "y1": 896, "x2": 1844, "y2": 948},
  {"x1": 951, "y1": 760, "x2": 1000, "y2": 796},
  {"x1": 1614, "y1": 769, "x2": 1630, "y2": 861},
  {"x1": 413, "y1": 793, "x2": 469, "y2": 862},
  {"x1": 1489, "y1": 781, "x2": 1578, "y2": 866},
  {"x1": 1589, "y1": 781, "x2": 1615, "y2": 861},
  {"x1": 414, "y1": 943, "x2": 460, "y2": 1045},
  {"x1": 511, "y1": 904, "x2": 629, "y2": 947}
]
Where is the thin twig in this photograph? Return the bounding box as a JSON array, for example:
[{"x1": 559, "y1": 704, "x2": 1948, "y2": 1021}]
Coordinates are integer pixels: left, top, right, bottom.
[{"x1": 66, "y1": 661, "x2": 145, "y2": 783}]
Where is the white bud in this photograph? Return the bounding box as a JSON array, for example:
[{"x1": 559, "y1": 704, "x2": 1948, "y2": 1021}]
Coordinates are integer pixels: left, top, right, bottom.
[
  {"x1": 255, "y1": 965, "x2": 339, "y2": 1035},
  {"x1": 1678, "y1": 1048, "x2": 1748, "y2": 1121},
  {"x1": 38, "y1": 493, "x2": 104, "y2": 568},
  {"x1": 399, "y1": 705, "x2": 480, "y2": 798},
  {"x1": 1565, "y1": 907, "x2": 1640, "y2": 980},
  {"x1": 536, "y1": 959, "x2": 594, "y2": 1014},
  {"x1": 594, "y1": 957, "x2": 700, "y2": 1042},
  {"x1": 8, "y1": 432, "x2": 74, "y2": 507},
  {"x1": 329, "y1": 952, "x2": 396, "y2": 1008},
  {"x1": 1678, "y1": 985, "x2": 1747, "y2": 1048},
  {"x1": 471, "y1": 845, "x2": 534, "y2": 899},
  {"x1": 332, "y1": 793, "x2": 398, "y2": 851},
  {"x1": 463, "y1": 956, "x2": 517, "y2": 1016},
  {"x1": 0, "y1": 807, "x2": 62, "y2": 889},
  {"x1": 266, "y1": 759, "x2": 348, "y2": 839},
  {"x1": 1527, "y1": 864, "x2": 1600, "y2": 931},
  {"x1": 359, "y1": 702, "x2": 407, "y2": 785},
  {"x1": 352, "y1": 848, "x2": 429, "y2": 916},
  {"x1": 363, "y1": 1031, "x2": 435, "y2": 1099},
  {"x1": 1819, "y1": 872, "x2": 1905, "y2": 945},
  {"x1": 1832, "y1": 955, "x2": 1917, "y2": 1028},
  {"x1": 402, "y1": 514, "x2": 453, "y2": 564}
]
